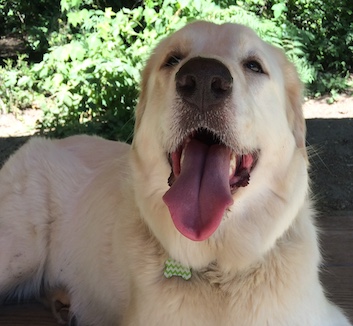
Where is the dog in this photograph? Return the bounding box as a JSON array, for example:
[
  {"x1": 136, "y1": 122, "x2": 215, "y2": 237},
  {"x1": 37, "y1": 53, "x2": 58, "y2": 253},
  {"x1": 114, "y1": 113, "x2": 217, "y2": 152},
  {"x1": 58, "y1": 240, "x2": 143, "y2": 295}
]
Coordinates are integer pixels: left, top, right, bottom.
[{"x1": 0, "y1": 21, "x2": 351, "y2": 325}]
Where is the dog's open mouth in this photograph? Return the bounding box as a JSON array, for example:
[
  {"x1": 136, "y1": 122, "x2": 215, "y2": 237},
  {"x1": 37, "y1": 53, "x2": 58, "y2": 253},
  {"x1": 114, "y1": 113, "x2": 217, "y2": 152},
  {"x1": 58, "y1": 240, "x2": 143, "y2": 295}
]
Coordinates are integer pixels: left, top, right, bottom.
[{"x1": 163, "y1": 128, "x2": 257, "y2": 241}]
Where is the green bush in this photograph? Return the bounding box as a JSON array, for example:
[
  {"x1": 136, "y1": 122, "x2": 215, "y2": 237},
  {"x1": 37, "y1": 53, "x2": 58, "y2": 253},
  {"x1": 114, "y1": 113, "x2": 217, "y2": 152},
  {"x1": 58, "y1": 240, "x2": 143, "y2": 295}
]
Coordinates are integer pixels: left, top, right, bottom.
[
  {"x1": 0, "y1": 0, "x2": 351, "y2": 141},
  {"x1": 0, "y1": 0, "x2": 61, "y2": 54},
  {"x1": 0, "y1": 55, "x2": 46, "y2": 114},
  {"x1": 31, "y1": 0, "x2": 316, "y2": 140},
  {"x1": 218, "y1": 0, "x2": 353, "y2": 95}
]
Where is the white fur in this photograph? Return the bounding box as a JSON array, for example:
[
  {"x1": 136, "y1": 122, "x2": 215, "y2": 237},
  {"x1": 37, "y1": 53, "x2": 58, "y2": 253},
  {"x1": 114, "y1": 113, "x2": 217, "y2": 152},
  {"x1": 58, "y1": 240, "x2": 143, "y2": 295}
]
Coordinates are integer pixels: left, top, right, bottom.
[{"x1": 0, "y1": 22, "x2": 351, "y2": 325}]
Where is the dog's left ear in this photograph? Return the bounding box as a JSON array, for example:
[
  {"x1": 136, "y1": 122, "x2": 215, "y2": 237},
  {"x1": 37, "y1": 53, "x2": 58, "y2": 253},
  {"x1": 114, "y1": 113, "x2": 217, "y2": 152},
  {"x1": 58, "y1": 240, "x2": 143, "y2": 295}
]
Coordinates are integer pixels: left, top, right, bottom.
[{"x1": 281, "y1": 53, "x2": 307, "y2": 161}]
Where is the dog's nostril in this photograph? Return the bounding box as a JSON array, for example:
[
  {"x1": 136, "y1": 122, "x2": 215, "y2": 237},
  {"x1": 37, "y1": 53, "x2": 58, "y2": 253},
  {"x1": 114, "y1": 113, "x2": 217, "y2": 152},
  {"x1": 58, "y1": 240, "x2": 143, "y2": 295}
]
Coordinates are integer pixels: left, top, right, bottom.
[
  {"x1": 175, "y1": 57, "x2": 232, "y2": 111},
  {"x1": 211, "y1": 76, "x2": 232, "y2": 94},
  {"x1": 176, "y1": 75, "x2": 196, "y2": 96}
]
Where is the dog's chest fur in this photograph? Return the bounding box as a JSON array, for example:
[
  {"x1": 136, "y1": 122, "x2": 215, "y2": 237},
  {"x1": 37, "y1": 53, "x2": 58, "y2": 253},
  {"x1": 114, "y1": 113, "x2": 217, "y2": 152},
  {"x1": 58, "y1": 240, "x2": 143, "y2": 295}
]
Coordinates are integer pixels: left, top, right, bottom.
[
  {"x1": 119, "y1": 213, "x2": 325, "y2": 326},
  {"x1": 122, "y1": 229, "x2": 286, "y2": 326},
  {"x1": 124, "y1": 258, "x2": 292, "y2": 325}
]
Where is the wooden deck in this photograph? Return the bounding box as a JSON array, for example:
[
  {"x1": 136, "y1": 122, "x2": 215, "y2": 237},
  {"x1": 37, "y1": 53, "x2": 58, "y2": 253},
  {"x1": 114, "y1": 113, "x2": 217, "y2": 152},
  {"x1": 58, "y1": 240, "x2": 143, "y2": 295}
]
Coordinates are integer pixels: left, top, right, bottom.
[
  {"x1": 319, "y1": 213, "x2": 353, "y2": 323},
  {"x1": 0, "y1": 213, "x2": 352, "y2": 325}
]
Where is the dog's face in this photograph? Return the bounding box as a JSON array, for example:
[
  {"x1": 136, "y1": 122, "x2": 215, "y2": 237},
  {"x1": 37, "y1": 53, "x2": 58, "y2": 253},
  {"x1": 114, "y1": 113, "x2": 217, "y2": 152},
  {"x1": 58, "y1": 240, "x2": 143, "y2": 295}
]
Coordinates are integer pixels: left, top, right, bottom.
[{"x1": 131, "y1": 21, "x2": 308, "y2": 270}]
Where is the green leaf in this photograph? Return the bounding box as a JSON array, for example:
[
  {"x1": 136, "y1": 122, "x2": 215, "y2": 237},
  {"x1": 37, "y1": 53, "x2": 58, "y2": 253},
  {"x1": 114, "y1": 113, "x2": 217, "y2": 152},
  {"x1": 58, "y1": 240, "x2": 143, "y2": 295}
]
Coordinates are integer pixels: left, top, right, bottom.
[
  {"x1": 61, "y1": 0, "x2": 82, "y2": 12},
  {"x1": 52, "y1": 73, "x2": 64, "y2": 88},
  {"x1": 271, "y1": 3, "x2": 287, "y2": 19},
  {"x1": 178, "y1": 0, "x2": 191, "y2": 8},
  {"x1": 69, "y1": 41, "x2": 86, "y2": 61},
  {"x1": 63, "y1": 91, "x2": 73, "y2": 107},
  {"x1": 5, "y1": 71, "x2": 18, "y2": 87},
  {"x1": 144, "y1": 7, "x2": 157, "y2": 24},
  {"x1": 67, "y1": 10, "x2": 91, "y2": 27},
  {"x1": 17, "y1": 76, "x2": 31, "y2": 87}
]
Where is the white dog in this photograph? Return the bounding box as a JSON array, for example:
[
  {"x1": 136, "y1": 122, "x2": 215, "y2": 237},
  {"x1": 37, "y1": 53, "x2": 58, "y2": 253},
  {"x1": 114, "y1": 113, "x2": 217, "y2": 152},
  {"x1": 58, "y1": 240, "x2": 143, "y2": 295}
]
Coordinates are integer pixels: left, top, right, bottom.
[{"x1": 0, "y1": 21, "x2": 351, "y2": 326}]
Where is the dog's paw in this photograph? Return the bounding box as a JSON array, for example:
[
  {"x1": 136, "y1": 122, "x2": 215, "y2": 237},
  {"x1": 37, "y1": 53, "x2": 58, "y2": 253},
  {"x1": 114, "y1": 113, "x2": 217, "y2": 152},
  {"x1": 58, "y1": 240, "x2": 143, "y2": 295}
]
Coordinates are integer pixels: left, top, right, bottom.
[
  {"x1": 53, "y1": 297, "x2": 70, "y2": 324},
  {"x1": 41, "y1": 288, "x2": 72, "y2": 325}
]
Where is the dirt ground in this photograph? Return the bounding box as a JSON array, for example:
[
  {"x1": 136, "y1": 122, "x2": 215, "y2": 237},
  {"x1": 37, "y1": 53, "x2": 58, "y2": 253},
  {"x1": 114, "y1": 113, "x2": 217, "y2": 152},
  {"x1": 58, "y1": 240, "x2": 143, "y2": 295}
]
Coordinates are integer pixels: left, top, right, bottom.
[{"x1": 0, "y1": 95, "x2": 353, "y2": 213}]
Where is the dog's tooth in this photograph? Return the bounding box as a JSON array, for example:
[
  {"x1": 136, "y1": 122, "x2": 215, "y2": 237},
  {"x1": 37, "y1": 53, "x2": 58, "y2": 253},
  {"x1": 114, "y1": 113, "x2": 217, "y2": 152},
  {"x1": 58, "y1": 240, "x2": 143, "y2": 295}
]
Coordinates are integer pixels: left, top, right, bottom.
[
  {"x1": 180, "y1": 138, "x2": 191, "y2": 169},
  {"x1": 181, "y1": 148, "x2": 185, "y2": 168},
  {"x1": 229, "y1": 152, "x2": 236, "y2": 177}
]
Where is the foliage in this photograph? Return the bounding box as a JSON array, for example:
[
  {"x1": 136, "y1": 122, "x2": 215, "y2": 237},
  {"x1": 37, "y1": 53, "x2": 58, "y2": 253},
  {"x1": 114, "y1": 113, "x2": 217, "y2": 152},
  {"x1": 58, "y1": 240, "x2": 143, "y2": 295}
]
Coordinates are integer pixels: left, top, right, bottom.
[
  {"x1": 284, "y1": 0, "x2": 353, "y2": 96},
  {"x1": 0, "y1": 0, "x2": 352, "y2": 140},
  {"x1": 216, "y1": 0, "x2": 353, "y2": 96},
  {"x1": 234, "y1": 0, "x2": 353, "y2": 95},
  {"x1": 0, "y1": 0, "x2": 61, "y2": 54},
  {"x1": 0, "y1": 55, "x2": 45, "y2": 115}
]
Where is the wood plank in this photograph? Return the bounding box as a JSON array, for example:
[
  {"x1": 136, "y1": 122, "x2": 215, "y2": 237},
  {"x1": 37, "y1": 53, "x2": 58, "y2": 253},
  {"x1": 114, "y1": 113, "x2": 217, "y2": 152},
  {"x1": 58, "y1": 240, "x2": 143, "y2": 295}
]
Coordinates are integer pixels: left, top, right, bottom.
[
  {"x1": 0, "y1": 303, "x2": 58, "y2": 325},
  {"x1": 321, "y1": 266, "x2": 353, "y2": 323},
  {"x1": 318, "y1": 213, "x2": 353, "y2": 266},
  {"x1": 318, "y1": 213, "x2": 353, "y2": 323}
]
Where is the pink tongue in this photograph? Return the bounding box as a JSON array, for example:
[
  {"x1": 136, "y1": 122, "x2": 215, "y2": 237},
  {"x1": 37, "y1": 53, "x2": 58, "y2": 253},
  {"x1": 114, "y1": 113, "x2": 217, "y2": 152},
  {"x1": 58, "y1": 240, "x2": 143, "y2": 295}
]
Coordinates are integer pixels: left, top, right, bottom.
[{"x1": 163, "y1": 139, "x2": 234, "y2": 241}]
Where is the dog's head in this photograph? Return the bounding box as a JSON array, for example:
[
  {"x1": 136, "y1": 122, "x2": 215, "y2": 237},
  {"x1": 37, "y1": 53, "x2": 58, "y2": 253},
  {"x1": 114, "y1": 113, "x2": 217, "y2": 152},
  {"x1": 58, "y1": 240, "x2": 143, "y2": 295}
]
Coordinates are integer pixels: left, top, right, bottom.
[{"x1": 131, "y1": 21, "x2": 308, "y2": 269}]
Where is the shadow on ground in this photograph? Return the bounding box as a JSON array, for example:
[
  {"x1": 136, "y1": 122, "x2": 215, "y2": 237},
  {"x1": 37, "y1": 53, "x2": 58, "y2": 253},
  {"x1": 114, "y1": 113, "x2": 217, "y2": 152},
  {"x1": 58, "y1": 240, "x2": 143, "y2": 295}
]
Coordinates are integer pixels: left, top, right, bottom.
[
  {"x1": 0, "y1": 136, "x2": 30, "y2": 168},
  {"x1": 306, "y1": 118, "x2": 353, "y2": 212}
]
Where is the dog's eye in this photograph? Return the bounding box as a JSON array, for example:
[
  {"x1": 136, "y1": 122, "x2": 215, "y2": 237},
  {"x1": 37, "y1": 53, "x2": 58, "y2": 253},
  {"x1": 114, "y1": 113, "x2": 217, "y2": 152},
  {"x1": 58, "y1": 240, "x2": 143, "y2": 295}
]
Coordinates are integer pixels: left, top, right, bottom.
[
  {"x1": 244, "y1": 60, "x2": 264, "y2": 74},
  {"x1": 164, "y1": 54, "x2": 182, "y2": 67}
]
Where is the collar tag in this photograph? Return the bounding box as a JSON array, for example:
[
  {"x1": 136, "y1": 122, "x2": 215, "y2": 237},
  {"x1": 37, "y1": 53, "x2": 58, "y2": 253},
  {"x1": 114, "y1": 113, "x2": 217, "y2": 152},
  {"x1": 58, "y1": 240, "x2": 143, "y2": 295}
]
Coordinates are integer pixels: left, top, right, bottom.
[{"x1": 164, "y1": 258, "x2": 192, "y2": 280}]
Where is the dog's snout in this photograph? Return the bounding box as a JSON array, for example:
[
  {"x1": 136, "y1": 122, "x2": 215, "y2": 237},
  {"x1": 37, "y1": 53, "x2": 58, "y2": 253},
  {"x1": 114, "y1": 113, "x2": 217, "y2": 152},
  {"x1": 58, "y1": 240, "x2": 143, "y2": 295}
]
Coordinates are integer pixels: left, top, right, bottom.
[{"x1": 175, "y1": 57, "x2": 233, "y2": 111}]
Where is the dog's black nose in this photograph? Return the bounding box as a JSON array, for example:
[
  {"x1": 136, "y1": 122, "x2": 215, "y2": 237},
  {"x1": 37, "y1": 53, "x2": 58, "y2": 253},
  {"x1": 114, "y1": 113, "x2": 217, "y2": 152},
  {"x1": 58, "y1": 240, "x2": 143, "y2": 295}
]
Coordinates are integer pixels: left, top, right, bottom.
[{"x1": 175, "y1": 57, "x2": 233, "y2": 111}]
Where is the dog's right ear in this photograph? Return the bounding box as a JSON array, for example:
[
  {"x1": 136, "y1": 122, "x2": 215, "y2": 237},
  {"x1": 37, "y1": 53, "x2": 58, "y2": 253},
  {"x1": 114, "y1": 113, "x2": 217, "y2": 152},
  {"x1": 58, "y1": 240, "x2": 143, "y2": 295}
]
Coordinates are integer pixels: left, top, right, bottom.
[{"x1": 278, "y1": 49, "x2": 307, "y2": 162}]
